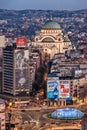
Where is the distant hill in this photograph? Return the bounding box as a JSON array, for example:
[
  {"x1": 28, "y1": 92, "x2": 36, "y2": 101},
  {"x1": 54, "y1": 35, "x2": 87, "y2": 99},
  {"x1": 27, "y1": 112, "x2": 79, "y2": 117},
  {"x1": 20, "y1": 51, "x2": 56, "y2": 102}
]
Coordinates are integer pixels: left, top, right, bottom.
[
  {"x1": 0, "y1": 9, "x2": 87, "y2": 19},
  {"x1": 0, "y1": 9, "x2": 87, "y2": 43}
]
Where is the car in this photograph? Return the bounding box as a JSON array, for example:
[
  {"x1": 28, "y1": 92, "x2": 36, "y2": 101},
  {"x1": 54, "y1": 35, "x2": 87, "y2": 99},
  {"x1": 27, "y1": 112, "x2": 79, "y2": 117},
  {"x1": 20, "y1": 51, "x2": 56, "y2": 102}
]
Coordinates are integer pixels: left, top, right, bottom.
[
  {"x1": 18, "y1": 116, "x2": 22, "y2": 119},
  {"x1": 29, "y1": 119, "x2": 36, "y2": 123},
  {"x1": 55, "y1": 122, "x2": 61, "y2": 125},
  {"x1": 21, "y1": 110, "x2": 25, "y2": 112},
  {"x1": 24, "y1": 121, "x2": 28, "y2": 124},
  {"x1": 51, "y1": 121, "x2": 55, "y2": 124},
  {"x1": 36, "y1": 121, "x2": 39, "y2": 125}
]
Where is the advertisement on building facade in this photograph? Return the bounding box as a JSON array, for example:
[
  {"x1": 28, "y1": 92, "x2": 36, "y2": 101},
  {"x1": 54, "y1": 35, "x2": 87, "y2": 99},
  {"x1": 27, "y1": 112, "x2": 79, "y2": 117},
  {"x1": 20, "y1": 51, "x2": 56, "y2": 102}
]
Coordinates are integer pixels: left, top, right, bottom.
[
  {"x1": 16, "y1": 37, "x2": 26, "y2": 47},
  {"x1": 47, "y1": 76, "x2": 59, "y2": 99},
  {"x1": 15, "y1": 49, "x2": 29, "y2": 89},
  {"x1": 59, "y1": 80, "x2": 70, "y2": 98}
]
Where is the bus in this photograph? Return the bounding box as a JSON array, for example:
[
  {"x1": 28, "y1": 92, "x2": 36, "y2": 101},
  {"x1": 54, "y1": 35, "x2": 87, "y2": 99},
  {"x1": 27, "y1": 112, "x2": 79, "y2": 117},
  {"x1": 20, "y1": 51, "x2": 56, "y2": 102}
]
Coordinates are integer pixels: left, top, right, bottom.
[{"x1": 13, "y1": 100, "x2": 30, "y2": 108}]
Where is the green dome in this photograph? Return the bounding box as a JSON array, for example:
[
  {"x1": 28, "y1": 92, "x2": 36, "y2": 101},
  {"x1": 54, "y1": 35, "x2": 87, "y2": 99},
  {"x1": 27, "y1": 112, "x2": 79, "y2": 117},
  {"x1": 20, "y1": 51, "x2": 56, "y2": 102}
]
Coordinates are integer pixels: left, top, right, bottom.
[
  {"x1": 42, "y1": 37, "x2": 54, "y2": 42},
  {"x1": 42, "y1": 20, "x2": 61, "y2": 30},
  {"x1": 64, "y1": 37, "x2": 71, "y2": 42}
]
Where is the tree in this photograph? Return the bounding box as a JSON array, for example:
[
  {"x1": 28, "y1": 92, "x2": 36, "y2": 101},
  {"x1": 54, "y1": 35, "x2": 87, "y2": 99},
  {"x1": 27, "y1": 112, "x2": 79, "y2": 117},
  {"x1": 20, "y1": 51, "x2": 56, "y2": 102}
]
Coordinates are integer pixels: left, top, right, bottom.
[{"x1": 32, "y1": 64, "x2": 48, "y2": 95}]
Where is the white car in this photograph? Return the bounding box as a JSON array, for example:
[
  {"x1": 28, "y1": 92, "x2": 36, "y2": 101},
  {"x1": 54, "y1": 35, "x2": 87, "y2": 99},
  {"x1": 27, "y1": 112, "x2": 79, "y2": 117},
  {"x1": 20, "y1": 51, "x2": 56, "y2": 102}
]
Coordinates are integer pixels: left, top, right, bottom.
[
  {"x1": 24, "y1": 121, "x2": 28, "y2": 124},
  {"x1": 18, "y1": 116, "x2": 22, "y2": 119},
  {"x1": 29, "y1": 119, "x2": 36, "y2": 123}
]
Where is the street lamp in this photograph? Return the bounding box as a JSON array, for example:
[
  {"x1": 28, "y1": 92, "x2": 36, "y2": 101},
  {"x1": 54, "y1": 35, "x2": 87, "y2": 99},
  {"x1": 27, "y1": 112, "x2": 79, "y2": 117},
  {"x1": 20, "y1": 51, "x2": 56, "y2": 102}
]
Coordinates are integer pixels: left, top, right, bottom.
[{"x1": 9, "y1": 102, "x2": 13, "y2": 107}]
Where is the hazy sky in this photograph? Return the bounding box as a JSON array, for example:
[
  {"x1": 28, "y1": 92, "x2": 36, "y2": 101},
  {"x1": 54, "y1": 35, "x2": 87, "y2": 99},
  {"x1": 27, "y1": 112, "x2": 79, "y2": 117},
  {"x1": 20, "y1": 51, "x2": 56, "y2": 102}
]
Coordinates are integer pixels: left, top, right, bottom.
[{"x1": 0, "y1": 0, "x2": 87, "y2": 10}]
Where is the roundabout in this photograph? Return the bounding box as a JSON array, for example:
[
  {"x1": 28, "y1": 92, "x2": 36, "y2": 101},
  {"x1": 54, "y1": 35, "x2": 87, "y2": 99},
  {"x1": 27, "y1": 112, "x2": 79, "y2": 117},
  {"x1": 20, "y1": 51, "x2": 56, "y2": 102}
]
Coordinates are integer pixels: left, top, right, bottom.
[{"x1": 42, "y1": 108, "x2": 84, "y2": 130}]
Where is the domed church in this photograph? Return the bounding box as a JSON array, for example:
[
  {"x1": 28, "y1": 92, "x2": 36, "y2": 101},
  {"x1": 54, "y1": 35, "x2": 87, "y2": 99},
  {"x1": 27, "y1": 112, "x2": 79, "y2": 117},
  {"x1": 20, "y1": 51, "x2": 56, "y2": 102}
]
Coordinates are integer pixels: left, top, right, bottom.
[{"x1": 34, "y1": 18, "x2": 72, "y2": 59}]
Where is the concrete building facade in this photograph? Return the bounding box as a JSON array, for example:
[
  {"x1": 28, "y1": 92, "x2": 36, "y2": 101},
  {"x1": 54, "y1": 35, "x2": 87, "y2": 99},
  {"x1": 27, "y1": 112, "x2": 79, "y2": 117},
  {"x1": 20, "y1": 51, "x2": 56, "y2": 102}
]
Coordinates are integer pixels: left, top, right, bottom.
[
  {"x1": 2, "y1": 45, "x2": 30, "y2": 96},
  {"x1": 0, "y1": 99, "x2": 5, "y2": 130}
]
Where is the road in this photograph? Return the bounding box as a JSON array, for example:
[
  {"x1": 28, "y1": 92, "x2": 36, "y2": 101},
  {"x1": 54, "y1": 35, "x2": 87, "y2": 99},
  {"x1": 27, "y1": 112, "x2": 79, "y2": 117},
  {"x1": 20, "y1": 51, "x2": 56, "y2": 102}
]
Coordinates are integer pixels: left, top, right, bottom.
[
  {"x1": 9, "y1": 103, "x2": 87, "y2": 130},
  {"x1": 10, "y1": 107, "x2": 56, "y2": 130}
]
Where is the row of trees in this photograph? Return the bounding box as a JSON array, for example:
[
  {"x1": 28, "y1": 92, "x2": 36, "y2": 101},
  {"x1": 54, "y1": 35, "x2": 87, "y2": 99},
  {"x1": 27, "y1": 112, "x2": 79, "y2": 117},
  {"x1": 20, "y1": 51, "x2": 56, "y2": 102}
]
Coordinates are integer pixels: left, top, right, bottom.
[{"x1": 32, "y1": 64, "x2": 48, "y2": 97}]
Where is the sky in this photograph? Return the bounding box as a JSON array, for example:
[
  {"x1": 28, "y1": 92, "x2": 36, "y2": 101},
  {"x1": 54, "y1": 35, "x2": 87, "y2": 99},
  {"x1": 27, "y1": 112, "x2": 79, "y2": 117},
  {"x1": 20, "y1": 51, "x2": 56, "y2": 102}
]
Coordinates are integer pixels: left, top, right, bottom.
[{"x1": 0, "y1": 0, "x2": 87, "y2": 11}]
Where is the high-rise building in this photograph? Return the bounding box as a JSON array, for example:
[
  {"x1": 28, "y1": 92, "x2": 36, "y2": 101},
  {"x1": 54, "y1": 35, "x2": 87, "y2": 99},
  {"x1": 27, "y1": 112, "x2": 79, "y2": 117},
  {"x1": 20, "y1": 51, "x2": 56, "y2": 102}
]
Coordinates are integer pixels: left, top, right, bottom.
[
  {"x1": 2, "y1": 44, "x2": 30, "y2": 96},
  {"x1": 0, "y1": 34, "x2": 6, "y2": 93}
]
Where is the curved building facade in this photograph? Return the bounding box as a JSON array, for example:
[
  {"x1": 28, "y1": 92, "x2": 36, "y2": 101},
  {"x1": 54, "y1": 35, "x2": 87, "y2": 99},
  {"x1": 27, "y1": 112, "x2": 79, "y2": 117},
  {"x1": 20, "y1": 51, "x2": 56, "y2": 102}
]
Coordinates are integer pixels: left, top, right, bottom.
[{"x1": 51, "y1": 108, "x2": 84, "y2": 120}]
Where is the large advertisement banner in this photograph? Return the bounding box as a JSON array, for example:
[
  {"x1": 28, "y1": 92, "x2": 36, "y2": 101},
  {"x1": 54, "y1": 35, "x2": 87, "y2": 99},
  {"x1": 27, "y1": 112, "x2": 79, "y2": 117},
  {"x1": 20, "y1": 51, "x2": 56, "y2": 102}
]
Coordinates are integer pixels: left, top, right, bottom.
[
  {"x1": 15, "y1": 49, "x2": 29, "y2": 89},
  {"x1": 59, "y1": 80, "x2": 70, "y2": 98},
  {"x1": 47, "y1": 77, "x2": 59, "y2": 99}
]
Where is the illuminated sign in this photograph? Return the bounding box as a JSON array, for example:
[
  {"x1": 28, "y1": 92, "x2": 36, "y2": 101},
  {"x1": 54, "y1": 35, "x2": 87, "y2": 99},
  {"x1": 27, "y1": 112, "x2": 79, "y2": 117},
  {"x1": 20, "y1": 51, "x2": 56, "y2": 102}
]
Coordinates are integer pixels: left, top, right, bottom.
[
  {"x1": 59, "y1": 80, "x2": 70, "y2": 98},
  {"x1": 16, "y1": 37, "x2": 26, "y2": 47},
  {"x1": 47, "y1": 76, "x2": 59, "y2": 99},
  {"x1": 51, "y1": 108, "x2": 84, "y2": 119}
]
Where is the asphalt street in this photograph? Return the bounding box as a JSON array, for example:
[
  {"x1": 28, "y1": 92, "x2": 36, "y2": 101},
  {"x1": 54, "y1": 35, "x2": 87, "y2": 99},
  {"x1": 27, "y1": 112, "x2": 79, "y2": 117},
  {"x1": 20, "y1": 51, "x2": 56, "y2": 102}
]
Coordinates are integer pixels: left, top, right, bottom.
[{"x1": 9, "y1": 103, "x2": 87, "y2": 130}]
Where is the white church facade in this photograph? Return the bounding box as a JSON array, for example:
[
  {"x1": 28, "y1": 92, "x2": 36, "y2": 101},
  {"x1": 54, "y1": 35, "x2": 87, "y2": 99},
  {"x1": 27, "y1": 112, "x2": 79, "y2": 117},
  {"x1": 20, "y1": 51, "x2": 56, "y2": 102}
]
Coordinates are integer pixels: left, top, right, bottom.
[{"x1": 34, "y1": 18, "x2": 72, "y2": 59}]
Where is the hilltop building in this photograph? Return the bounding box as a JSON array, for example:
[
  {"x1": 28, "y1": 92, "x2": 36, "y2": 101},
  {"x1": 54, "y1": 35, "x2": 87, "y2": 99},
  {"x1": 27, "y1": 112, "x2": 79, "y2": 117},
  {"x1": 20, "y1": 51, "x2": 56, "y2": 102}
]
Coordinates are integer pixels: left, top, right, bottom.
[{"x1": 35, "y1": 18, "x2": 72, "y2": 59}]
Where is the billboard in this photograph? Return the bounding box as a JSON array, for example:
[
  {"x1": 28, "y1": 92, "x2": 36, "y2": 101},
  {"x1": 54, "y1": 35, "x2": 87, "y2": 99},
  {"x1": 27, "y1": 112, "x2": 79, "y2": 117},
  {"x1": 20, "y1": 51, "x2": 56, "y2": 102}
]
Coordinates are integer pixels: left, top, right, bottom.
[
  {"x1": 16, "y1": 37, "x2": 26, "y2": 47},
  {"x1": 59, "y1": 80, "x2": 70, "y2": 98},
  {"x1": 15, "y1": 49, "x2": 29, "y2": 89},
  {"x1": 47, "y1": 76, "x2": 59, "y2": 99}
]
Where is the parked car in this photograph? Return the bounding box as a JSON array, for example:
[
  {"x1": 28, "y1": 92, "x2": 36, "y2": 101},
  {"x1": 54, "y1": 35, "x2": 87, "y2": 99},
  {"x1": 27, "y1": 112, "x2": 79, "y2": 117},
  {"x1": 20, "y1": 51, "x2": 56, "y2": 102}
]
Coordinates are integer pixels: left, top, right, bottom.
[
  {"x1": 21, "y1": 110, "x2": 25, "y2": 112},
  {"x1": 24, "y1": 121, "x2": 28, "y2": 124}
]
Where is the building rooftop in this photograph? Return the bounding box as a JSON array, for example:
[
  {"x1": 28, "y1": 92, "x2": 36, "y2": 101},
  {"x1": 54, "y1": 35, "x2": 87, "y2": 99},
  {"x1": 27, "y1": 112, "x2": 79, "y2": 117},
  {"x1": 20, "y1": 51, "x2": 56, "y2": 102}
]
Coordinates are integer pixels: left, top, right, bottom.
[
  {"x1": 51, "y1": 108, "x2": 84, "y2": 120},
  {"x1": 42, "y1": 19, "x2": 61, "y2": 30}
]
